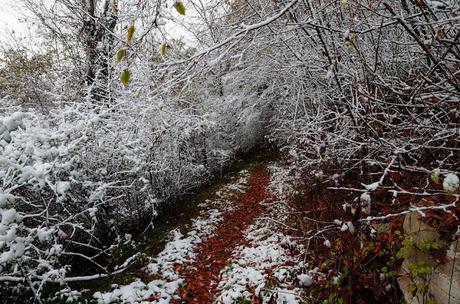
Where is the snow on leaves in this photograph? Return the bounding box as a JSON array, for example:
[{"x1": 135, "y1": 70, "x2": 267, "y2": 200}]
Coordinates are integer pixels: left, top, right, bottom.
[{"x1": 0, "y1": 96, "x2": 248, "y2": 294}]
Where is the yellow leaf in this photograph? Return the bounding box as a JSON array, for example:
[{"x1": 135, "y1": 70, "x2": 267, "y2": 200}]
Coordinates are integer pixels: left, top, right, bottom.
[
  {"x1": 174, "y1": 1, "x2": 186, "y2": 15},
  {"x1": 347, "y1": 42, "x2": 354, "y2": 51},
  {"x1": 120, "y1": 69, "x2": 131, "y2": 86},
  {"x1": 127, "y1": 25, "x2": 135, "y2": 44},
  {"x1": 115, "y1": 48, "x2": 126, "y2": 63},
  {"x1": 159, "y1": 43, "x2": 167, "y2": 56}
]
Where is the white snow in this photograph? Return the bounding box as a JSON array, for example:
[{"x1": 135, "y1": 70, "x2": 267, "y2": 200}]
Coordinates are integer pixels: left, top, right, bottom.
[
  {"x1": 426, "y1": 0, "x2": 448, "y2": 9},
  {"x1": 2, "y1": 112, "x2": 25, "y2": 132},
  {"x1": 370, "y1": 228, "x2": 376, "y2": 238},
  {"x1": 0, "y1": 99, "x2": 255, "y2": 286},
  {"x1": 0, "y1": 193, "x2": 14, "y2": 207},
  {"x1": 268, "y1": 164, "x2": 296, "y2": 198},
  {"x1": 36, "y1": 227, "x2": 55, "y2": 242},
  {"x1": 210, "y1": 171, "x2": 250, "y2": 211},
  {"x1": 215, "y1": 164, "x2": 310, "y2": 304},
  {"x1": 275, "y1": 290, "x2": 299, "y2": 304},
  {"x1": 94, "y1": 170, "x2": 251, "y2": 304},
  {"x1": 347, "y1": 222, "x2": 355, "y2": 234},
  {"x1": 297, "y1": 273, "x2": 312, "y2": 286},
  {"x1": 215, "y1": 223, "x2": 305, "y2": 304},
  {"x1": 326, "y1": 68, "x2": 334, "y2": 80},
  {"x1": 1, "y1": 208, "x2": 19, "y2": 226},
  {"x1": 88, "y1": 207, "x2": 98, "y2": 220},
  {"x1": 360, "y1": 192, "x2": 371, "y2": 214},
  {"x1": 340, "y1": 221, "x2": 355, "y2": 234},
  {"x1": 360, "y1": 192, "x2": 371, "y2": 204},
  {"x1": 94, "y1": 209, "x2": 223, "y2": 304},
  {"x1": 363, "y1": 182, "x2": 379, "y2": 191},
  {"x1": 443, "y1": 173, "x2": 459, "y2": 194},
  {"x1": 56, "y1": 181, "x2": 70, "y2": 196}
]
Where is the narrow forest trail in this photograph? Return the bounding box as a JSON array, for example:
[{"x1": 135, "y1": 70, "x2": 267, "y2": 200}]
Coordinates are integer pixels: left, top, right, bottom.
[
  {"x1": 173, "y1": 165, "x2": 272, "y2": 303},
  {"x1": 94, "y1": 162, "x2": 308, "y2": 304}
]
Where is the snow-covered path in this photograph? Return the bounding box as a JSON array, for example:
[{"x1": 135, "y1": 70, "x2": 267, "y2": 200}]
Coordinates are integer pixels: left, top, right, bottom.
[
  {"x1": 94, "y1": 163, "x2": 309, "y2": 304},
  {"x1": 214, "y1": 164, "x2": 310, "y2": 304},
  {"x1": 173, "y1": 164, "x2": 271, "y2": 303}
]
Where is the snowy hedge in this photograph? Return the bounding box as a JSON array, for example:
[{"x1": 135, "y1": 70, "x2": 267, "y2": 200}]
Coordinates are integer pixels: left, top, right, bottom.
[{"x1": 0, "y1": 88, "x2": 265, "y2": 294}]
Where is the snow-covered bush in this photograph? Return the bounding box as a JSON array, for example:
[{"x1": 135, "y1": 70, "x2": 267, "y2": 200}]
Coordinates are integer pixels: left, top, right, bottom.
[
  {"x1": 0, "y1": 80, "x2": 263, "y2": 294},
  {"x1": 202, "y1": 0, "x2": 460, "y2": 179},
  {"x1": 191, "y1": 0, "x2": 460, "y2": 224}
]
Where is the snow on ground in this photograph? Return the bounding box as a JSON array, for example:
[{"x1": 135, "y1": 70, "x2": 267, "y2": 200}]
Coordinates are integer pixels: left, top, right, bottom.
[
  {"x1": 215, "y1": 224, "x2": 307, "y2": 304},
  {"x1": 214, "y1": 164, "x2": 313, "y2": 304},
  {"x1": 93, "y1": 170, "x2": 251, "y2": 304},
  {"x1": 93, "y1": 164, "x2": 315, "y2": 304},
  {"x1": 267, "y1": 163, "x2": 298, "y2": 199},
  {"x1": 200, "y1": 169, "x2": 250, "y2": 211}
]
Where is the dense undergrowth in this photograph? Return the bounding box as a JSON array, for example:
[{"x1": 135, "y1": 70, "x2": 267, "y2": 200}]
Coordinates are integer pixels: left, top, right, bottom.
[{"x1": 274, "y1": 152, "x2": 460, "y2": 303}]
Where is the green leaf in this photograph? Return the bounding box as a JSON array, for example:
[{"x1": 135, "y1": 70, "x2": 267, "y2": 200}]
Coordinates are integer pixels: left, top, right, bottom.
[
  {"x1": 127, "y1": 25, "x2": 135, "y2": 44},
  {"x1": 120, "y1": 69, "x2": 131, "y2": 86},
  {"x1": 115, "y1": 48, "x2": 126, "y2": 63},
  {"x1": 431, "y1": 242, "x2": 440, "y2": 249},
  {"x1": 431, "y1": 168, "x2": 440, "y2": 184},
  {"x1": 419, "y1": 240, "x2": 431, "y2": 251},
  {"x1": 174, "y1": 1, "x2": 186, "y2": 15}
]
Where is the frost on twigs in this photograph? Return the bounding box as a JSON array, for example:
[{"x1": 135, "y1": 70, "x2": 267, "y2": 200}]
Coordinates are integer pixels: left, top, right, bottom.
[{"x1": 0, "y1": 93, "x2": 247, "y2": 297}]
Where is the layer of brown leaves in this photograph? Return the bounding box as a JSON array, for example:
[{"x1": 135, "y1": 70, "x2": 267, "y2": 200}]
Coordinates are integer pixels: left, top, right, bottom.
[{"x1": 172, "y1": 164, "x2": 272, "y2": 304}]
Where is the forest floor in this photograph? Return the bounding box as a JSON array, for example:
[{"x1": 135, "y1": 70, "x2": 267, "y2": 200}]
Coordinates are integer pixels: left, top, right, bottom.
[
  {"x1": 92, "y1": 161, "x2": 313, "y2": 304},
  {"x1": 89, "y1": 158, "x2": 422, "y2": 304}
]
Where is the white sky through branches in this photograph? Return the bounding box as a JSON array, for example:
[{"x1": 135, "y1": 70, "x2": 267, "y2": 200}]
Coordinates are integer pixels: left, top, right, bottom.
[
  {"x1": 0, "y1": 0, "x2": 28, "y2": 38},
  {"x1": 0, "y1": 0, "x2": 201, "y2": 49}
]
